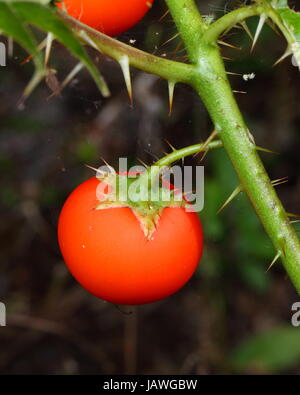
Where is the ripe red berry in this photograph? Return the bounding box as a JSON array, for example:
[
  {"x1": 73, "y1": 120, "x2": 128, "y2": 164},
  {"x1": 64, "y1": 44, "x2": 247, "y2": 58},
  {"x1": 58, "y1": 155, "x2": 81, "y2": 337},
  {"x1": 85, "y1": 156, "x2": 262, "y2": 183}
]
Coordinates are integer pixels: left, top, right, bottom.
[
  {"x1": 58, "y1": 0, "x2": 154, "y2": 36},
  {"x1": 58, "y1": 177, "x2": 203, "y2": 305}
]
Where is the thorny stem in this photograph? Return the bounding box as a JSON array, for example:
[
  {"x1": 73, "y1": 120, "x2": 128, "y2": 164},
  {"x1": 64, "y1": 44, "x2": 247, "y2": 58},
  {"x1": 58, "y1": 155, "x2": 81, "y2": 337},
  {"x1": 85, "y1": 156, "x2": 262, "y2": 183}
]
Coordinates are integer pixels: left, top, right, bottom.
[
  {"x1": 57, "y1": 2, "x2": 300, "y2": 292},
  {"x1": 166, "y1": 0, "x2": 300, "y2": 293},
  {"x1": 57, "y1": 9, "x2": 194, "y2": 85},
  {"x1": 202, "y1": 5, "x2": 263, "y2": 42}
]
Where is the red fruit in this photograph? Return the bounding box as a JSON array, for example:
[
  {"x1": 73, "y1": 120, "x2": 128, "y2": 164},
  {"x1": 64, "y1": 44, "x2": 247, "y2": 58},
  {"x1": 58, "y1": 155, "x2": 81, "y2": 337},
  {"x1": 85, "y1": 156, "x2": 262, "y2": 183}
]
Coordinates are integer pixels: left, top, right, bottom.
[
  {"x1": 57, "y1": 0, "x2": 154, "y2": 36},
  {"x1": 58, "y1": 177, "x2": 203, "y2": 305}
]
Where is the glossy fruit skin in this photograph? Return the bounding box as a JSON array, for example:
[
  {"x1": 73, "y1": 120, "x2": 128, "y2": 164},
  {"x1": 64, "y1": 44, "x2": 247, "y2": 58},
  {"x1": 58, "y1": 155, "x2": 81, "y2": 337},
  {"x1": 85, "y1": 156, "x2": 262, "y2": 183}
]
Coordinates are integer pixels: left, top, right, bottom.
[
  {"x1": 58, "y1": 0, "x2": 154, "y2": 36},
  {"x1": 58, "y1": 177, "x2": 203, "y2": 305}
]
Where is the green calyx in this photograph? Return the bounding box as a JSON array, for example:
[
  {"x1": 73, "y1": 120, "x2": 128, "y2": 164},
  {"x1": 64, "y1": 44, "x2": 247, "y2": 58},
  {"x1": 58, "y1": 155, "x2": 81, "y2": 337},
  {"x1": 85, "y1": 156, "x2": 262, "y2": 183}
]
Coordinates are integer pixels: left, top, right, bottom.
[{"x1": 94, "y1": 169, "x2": 186, "y2": 239}]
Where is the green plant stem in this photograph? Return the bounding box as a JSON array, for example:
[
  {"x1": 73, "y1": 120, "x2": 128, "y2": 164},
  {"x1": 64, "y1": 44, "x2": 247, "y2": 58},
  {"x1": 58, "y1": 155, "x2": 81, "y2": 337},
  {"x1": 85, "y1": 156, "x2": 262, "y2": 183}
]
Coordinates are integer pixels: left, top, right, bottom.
[
  {"x1": 166, "y1": 0, "x2": 300, "y2": 293},
  {"x1": 203, "y1": 5, "x2": 263, "y2": 42},
  {"x1": 57, "y1": 9, "x2": 194, "y2": 84}
]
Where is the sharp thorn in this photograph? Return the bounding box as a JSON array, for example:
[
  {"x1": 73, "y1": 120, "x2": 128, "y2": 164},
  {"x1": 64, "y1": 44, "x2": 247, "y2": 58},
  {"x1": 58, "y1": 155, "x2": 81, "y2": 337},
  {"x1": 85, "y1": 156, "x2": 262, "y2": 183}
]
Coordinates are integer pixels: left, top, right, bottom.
[
  {"x1": 85, "y1": 164, "x2": 108, "y2": 177},
  {"x1": 222, "y1": 56, "x2": 234, "y2": 61},
  {"x1": 137, "y1": 158, "x2": 149, "y2": 168},
  {"x1": 61, "y1": 62, "x2": 84, "y2": 90},
  {"x1": 266, "y1": 19, "x2": 281, "y2": 36},
  {"x1": 256, "y1": 146, "x2": 279, "y2": 155},
  {"x1": 287, "y1": 212, "x2": 300, "y2": 219},
  {"x1": 217, "y1": 185, "x2": 242, "y2": 214},
  {"x1": 226, "y1": 71, "x2": 242, "y2": 76},
  {"x1": 45, "y1": 32, "x2": 54, "y2": 66},
  {"x1": 271, "y1": 176, "x2": 289, "y2": 187},
  {"x1": 251, "y1": 14, "x2": 267, "y2": 52},
  {"x1": 233, "y1": 90, "x2": 247, "y2": 94},
  {"x1": 266, "y1": 250, "x2": 282, "y2": 272},
  {"x1": 240, "y1": 21, "x2": 253, "y2": 41},
  {"x1": 161, "y1": 33, "x2": 180, "y2": 47},
  {"x1": 100, "y1": 157, "x2": 115, "y2": 173},
  {"x1": 168, "y1": 81, "x2": 176, "y2": 115},
  {"x1": 273, "y1": 47, "x2": 292, "y2": 67},
  {"x1": 118, "y1": 55, "x2": 132, "y2": 104},
  {"x1": 159, "y1": 9, "x2": 170, "y2": 22},
  {"x1": 164, "y1": 139, "x2": 176, "y2": 152},
  {"x1": 218, "y1": 40, "x2": 241, "y2": 50},
  {"x1": 193, "y1": 130, "x2": 219, "y2": 160}
]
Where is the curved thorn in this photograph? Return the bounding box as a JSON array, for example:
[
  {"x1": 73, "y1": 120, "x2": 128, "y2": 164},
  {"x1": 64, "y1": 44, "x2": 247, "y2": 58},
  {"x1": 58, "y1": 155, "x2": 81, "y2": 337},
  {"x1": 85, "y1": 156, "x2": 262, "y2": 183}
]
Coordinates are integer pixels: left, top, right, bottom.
[
  {"x1": 118, "y1": 55, "x2": 132, "y2": 104},
  {"x1": 217, "y1": 185, "x2": 242, "y2": 214},
  {"x1": 164, "y1": 139, "x2": 176, "y2": 152},
  {"x1": 273, "y1": 47, "x2": 292, "y2": 67},
  {"x1": 194, "y1": 130, "x2": 219, "y2": 159},
  {"x1": 256, "y1": 146, "x2": 279, "y2": 155},
  {"x1": 168, "y1": 80, "x2": 176, "y2": 115},
  {"x1": 266, "y1": 250, "x2": 282, "y2": 272},
  {"x1": 45, "y1": 32, "x2": 54, "y2": 66},
  {"x1": 218, "y1": 40, "x2": 241, "y2": 50},
  {"x1": 251, "y1": 14, "x2": 266, "y2": 53},
  {"x1": 271, "y1": 176, "x2": 289, "y2": 187},
  {"x1": 240, "y1": 21, "x2": 253, "y2": 41}
]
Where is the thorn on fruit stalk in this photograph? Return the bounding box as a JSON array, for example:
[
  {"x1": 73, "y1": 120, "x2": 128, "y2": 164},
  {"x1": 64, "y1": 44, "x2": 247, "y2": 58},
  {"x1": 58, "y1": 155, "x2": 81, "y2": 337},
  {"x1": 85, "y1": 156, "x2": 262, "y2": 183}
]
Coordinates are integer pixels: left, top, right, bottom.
[
  {"x1": 61, "y1": 62, "x2": 84, "y2": 89},
  {"x1": 266, "y1": 19, "x2": 281, "y2": 37},
  {"x1": 78, "y1": 30, "x2": 99, "y2": 51},
  {"x1": 251, "y1": 14, "x2": 267, "y2": 52},
  {"x1": 266, "y1": 250, "x2": 282, "y2": 272},
  {"x1": 273, "y1": 47, "x2": 292, "y2": 67},
  {"x1": 164, "y1": 139, "x2": 176, "y2": 152},
  {"x1": 161, "y1": 33, "x2": 180, "y2": 47},
  {"x1": 222, "y1": 56, "x2": 234, "y2": 61},
  {"x1": 240, "y1": 21, "x2": 253, "y2": 41},
  {"x1": 100, "y1": 157, "x2": 115, "y2": 174},
  {"x1": 47, "y1": 62, "x2": 84, "y2": 99},
  {"x1": 226, "y1": 71, "x2": 242, "y2": 76},
  {"x1": 217, "y1": 185, "x2": 242, "y2": 214},
  {"x1": 45, "y1": 33, "x2": 54, "y2": 66},
  {"x1": 256, "y1": 146, "x2": 279, "y2": 155},
  {"x1": 287, "y1": 212, "x2": 300, "y2": 219},
  {"x1": 85, "y1": 164, "x2": 108, "y2": 177},
  {"x1": 168, "y1": 81, "x2": 176, "y2": 115},
  {"x1": 194, "y1": 130, "x2": 219, "y2": 160},
  {"x1": 118, "y1": 55, "x2": 133, "y2": 104},
  {"x1": 271, "y1": 176, "x2": 289, "y2": 187},
  {"x1": 137, "y1": 158, "x2": 149, "y2": 168},
  {"x1": 233, "y1": 90, "x2": 247, "y2": 94},
  {"x1": 159, "y1": 9, "x2": 170, "y2": 22},
  {"x1": 218, "y1": 40, "x2": 241, "y2": 50}
]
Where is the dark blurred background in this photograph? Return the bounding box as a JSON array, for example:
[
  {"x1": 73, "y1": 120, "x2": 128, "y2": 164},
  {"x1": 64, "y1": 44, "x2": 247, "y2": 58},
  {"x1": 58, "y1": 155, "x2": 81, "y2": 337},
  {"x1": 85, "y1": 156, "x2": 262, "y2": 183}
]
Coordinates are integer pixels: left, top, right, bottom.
[{"x1": 0, "y1": 0, "x2": 300, "y2": 374}]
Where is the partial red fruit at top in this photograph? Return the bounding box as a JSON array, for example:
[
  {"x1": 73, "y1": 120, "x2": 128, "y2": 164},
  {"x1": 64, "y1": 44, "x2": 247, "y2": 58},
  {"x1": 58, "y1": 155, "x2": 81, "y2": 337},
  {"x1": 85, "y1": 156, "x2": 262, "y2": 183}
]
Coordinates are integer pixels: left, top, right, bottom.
[
  {"x1": 58, "y1": 178, "x2": 203, "y2": 305},
  {"x1": 58, "y1": 0, "x2": 154, "y2": 36}
]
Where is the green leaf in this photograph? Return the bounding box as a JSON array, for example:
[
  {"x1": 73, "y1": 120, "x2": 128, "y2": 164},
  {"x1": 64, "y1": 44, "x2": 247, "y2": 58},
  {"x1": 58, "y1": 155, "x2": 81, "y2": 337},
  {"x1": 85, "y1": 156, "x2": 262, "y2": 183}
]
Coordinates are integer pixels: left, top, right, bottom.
[
  {"x1": 0, "y1": 1, "x2": 46, "y2": 96},
  {"x1": 231, "y1": 326, "x2": 300, "y2": 373},
  {"x1": 0, "y1": 0, "x2": 109, "y2": 97}
]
